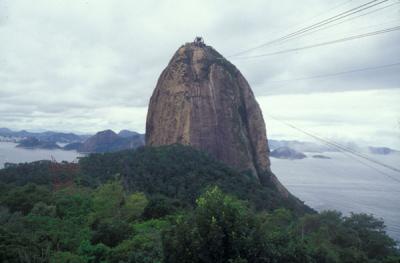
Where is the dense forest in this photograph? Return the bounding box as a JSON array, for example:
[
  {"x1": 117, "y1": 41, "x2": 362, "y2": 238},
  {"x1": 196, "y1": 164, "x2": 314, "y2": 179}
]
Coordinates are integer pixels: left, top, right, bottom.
[{"x1": 0, "y1": 145, "x2": 399, "y2": 262}]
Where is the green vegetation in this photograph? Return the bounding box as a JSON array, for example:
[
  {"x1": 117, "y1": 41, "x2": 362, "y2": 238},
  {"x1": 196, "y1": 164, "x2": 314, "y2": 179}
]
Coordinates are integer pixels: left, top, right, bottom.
[{"x1": 0, "y1": 144, "x2": 398, "y2": 262}]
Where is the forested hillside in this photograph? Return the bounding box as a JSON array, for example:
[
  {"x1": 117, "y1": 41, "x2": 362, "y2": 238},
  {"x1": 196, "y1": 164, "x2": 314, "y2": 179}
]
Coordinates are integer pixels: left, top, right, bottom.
[{"x1": 0, "y1": 145, "x2": 398, "y2": 262}]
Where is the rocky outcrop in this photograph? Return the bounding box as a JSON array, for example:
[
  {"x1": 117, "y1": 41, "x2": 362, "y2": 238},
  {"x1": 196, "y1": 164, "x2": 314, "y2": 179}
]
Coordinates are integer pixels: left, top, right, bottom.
[{"x1": 146, "y1": 40, "x2": 289, "y2": 197}]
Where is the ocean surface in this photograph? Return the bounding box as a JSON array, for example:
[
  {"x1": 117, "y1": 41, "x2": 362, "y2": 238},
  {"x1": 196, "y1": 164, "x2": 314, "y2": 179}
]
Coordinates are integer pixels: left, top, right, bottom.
[
  {"x1": 272, "y1": 151, "x2": 400, "y2": 242},
  {"x1": 0, "y1": 141, "x2": 82, "y2": 167},
  {"x1": 0, "y1": 141, "x2": 399, "y2": 241}
]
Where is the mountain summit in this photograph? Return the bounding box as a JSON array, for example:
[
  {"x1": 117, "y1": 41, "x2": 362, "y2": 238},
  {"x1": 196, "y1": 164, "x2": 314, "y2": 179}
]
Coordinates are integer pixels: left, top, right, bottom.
[{"x1": 146, "y1": 38, "x2": 288, "y2": 197}]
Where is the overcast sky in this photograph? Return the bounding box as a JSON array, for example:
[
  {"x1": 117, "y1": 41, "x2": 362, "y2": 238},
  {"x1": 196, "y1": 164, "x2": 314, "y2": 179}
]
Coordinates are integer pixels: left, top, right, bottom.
[{"x1": 0, "y1": 0, "x2": 399, "y2": 148}]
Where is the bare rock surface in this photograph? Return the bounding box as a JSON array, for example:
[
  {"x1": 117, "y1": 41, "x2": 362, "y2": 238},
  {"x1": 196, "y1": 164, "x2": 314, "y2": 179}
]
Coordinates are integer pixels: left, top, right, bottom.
[{"x1": 146, "y1": 40, "x2": 289, "y2": 197}]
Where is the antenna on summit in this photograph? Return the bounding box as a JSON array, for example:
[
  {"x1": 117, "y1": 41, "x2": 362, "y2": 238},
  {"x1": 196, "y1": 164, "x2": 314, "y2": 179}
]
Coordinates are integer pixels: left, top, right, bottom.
[{"x1": 193, "y1": 36, "x2": 205, "y2": 47}]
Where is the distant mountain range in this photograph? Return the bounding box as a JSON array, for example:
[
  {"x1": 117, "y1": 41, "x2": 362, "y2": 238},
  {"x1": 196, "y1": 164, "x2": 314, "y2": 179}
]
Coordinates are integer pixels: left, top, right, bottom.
[
  {"x1": 368, "y1": 146, "x2": 397, "y2": 155},
  {"x1": 1, "y1": 127, "x2": 397, "y2": 156},
  {"x1": 66, "y1": 129, "x2": 145, "y2": 153},
  {"x1": 0, "y1": 128, "x2": 89, "y2": 143},
  {"x1": 0, "y1": 127, "x2": 145, "y2": 153},
  {"x1": 268, "y1": 139, "x2": 399, "y2": 157},
  {"x1": 268, "y1": 139, "x2": 336, "y2": 153}
]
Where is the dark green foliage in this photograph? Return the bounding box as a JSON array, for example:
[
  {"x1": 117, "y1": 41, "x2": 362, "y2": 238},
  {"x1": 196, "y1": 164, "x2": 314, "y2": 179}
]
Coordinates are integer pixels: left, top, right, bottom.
[
  {"x1": 49, "y1": 251, "x2": 86, "y2": 263},
  {"x1": 163, "y1": 187, "x2": 257, "y2": 263},
  {"x1": 142, "y1": 195, "x2": 187, "y2": 220},
  {"x1": 1, "y1": 145, "x2": 305, "y2": 213},
  {"x1": 162, "y1": 187, "x2": 306, "y2": 263},
  {"x1": 0, "y1": 160, "x2": 79, "y2": 187},
  {"x1": 0, "y1": 160, "x2": 53, "y2": 186},
  {"x1": 343, "y1": 213, "x2": 398, "y2": 260},
  {"x1": 91, "y1": 219, "x2": 130, "y2": 247},
  {"x1": 163, "y1": 188, "x2": 400, "y2": 263},
  {"x1": 80, "y1": 144, "x2": 307, "y2": 213},
  {"x1": 0, "y1": 145, "x2": 398, "y2": 262},
  {"x1": 1, "y1": 183, "x2": 52, "y2": 215},
  {"x1": 53, "y1": 188, "x2": 92, "y2": 223}
]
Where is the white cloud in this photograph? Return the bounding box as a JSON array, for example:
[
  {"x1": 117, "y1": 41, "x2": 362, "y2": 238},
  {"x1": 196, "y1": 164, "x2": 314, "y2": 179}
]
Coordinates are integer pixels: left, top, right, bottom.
[
  {"x1": 0, "y1": 0, "x2": 399, "y2": 146},
  {"x1": 259, "y1": 89, "x2": 400, "y2": 148}
]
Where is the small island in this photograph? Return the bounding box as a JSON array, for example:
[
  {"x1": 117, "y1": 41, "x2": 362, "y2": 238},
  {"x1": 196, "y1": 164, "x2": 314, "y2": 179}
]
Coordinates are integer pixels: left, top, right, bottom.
[
  {"x1": 312, "y1": 154, "x2": 331, "y2": 159},
  {"x1": 270, "y1": 146, "x2": 307, "y2": 160},
  {"x1": 16, "y1": 137, "x2": 61, "y2": 150}
]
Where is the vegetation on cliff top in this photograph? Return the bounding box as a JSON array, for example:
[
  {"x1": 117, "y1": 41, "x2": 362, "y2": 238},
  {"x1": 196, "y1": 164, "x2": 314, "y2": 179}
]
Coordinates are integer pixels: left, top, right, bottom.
[{"x1": 0, "y1": 144, "x2": 399, "y2": 262}]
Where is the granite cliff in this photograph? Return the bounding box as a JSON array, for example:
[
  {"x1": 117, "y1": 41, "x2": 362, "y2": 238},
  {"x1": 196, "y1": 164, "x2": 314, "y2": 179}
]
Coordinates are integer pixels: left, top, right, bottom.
[{"x1": 146, "y1": 39, "x2": 289, "y2": 197}]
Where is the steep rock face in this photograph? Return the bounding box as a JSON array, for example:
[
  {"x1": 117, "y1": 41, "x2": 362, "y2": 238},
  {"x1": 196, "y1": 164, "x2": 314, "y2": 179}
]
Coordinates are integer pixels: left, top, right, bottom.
[{"x1": 146, "y1": 41, "x2": 288, "y2": 197}]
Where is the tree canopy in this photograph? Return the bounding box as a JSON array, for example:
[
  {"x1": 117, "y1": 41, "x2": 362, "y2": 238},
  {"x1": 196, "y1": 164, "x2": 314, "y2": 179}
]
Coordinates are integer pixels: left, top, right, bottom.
[{"x1": 0, "y1": 145, "x2": 398, "y2": 262}]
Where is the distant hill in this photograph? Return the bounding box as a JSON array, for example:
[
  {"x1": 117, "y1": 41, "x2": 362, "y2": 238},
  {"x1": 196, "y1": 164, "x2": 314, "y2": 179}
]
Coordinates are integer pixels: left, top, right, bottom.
[
  {"x1": 270, "y1": 147, "x2": 307, "y2": 160},
  {"x1": 36, "y1": 131, "x2": 87, "y2": 143},
  {"x1": 368, "y1": 146, "x2": 398, "y2": 155},
  {"x1": 118, "y1": 129, "x2": 140, "y2": 138},
  {"x1": 0, "y1": 127, "x2": 145, "y2": 153},
  {"x1": 66, "y1": 129, "x2": 145, "y2": 153},
  {"x1": 3, "y1": 127, "x2": 398, "y2": 157},
  {"x1": 268, "y1": 139, "x2": 399, "y2": 156},
  {"x1": 62, "y1": 142, "x2": 83, "y2": 151},
  {"x1": 268, "y1": 139, "x2": 335, "y2": 153},
  {"x1": 0, "y1": 128, "x2": 12, "y2": 134}
]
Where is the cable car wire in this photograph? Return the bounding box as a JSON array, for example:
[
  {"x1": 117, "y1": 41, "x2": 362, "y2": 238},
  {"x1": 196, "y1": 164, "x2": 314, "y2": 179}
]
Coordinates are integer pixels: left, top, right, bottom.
[
  {"x1": 268, "y1": 61, "x2": 400, "y2": 83},
  {"x1": 232, "y1": 25, "x2": 400, "y2": 60},
  {"x1": 260, "y1": 1, "x2": 400, "y2": 49},
  {"x1": 229, "y1": 0, "x2": 392, "y2": 57},
  {"x1": 267, "y1": 114, "x2": 400, "y2": 183}
]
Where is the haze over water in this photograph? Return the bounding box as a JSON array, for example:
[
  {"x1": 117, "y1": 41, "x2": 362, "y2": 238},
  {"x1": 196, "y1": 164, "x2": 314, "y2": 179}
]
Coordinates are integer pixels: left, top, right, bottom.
[{"x1": 0, "y1": 142, "x2": 82, "y2": 168}]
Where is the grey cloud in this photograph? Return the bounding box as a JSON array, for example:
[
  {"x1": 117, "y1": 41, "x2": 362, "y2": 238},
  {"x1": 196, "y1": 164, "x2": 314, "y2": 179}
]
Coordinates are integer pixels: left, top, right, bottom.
[{"x1": 0, "y1": 0, "x2": 399, "y2": 139}]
